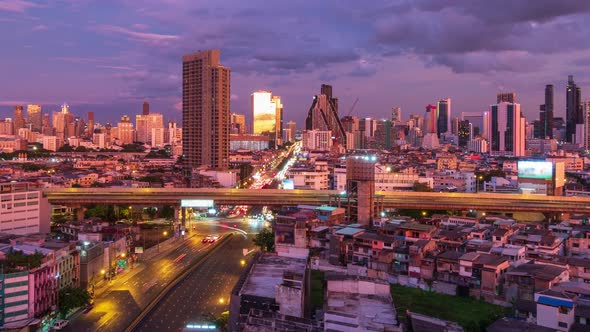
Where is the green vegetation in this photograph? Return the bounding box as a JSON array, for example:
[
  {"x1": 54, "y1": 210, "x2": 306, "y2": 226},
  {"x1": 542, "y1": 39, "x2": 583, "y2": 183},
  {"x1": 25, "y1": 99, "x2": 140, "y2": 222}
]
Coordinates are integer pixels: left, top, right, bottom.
[
  {"x1": 2, "y1": 249, "x2": 45, "y2": 271},
  {"x1": 412, "y1": 181, "x2": 432, "y2": 192},
  {"x1": 475, "y1": 169, "x2": 506, "y2": 183},
  {"x1": 252, "y1": 227, "x2": 274, "y2": 252},
  {"x1": 84, "y1": 205, "x2": 117, "y2": 222},
  {"x1": 20, "y1": 163, "x2": 43, "y2": 172},
  {"x1": 390, "y1": 284, "x2": 506, "y2": 332},
  {"x1": 58, "y1": 145, "x2": 74, "y2": 152},
  {"x1": 58, "y1": 287, "x2": 91, "y2": 317},
  {"x1": 310, "y1": 270, "x2": 325, "y2": 312},
  {"x1": 145, "y1": 149, "x2": 170, "y2": 159},
  {"x1": 121, "y1": 143, "x2": 146, "y2": 152}
]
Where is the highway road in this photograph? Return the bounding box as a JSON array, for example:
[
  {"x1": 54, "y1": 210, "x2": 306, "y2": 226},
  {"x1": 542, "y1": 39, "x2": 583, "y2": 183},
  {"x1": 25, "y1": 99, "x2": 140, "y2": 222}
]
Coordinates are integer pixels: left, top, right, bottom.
[
  {"x1": 133, "y1": 234, "x2": 254, "y2": 332},
  {"x1": 63, "y1": 221, "x2": 256, "y2": 332}
]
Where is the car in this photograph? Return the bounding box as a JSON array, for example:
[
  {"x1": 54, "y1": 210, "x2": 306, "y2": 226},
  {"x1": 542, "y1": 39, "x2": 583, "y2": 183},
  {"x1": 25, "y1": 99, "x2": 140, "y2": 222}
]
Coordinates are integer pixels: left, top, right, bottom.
[
  {"x1": 202, "y1": 235, "x2": 213, "y2": 243},
  {"x1": 212, "y1": 235, "x2": 220, "y2": 242},
  {"x1": 52, "y1": 319, "x2": 69, "y2": 330}
]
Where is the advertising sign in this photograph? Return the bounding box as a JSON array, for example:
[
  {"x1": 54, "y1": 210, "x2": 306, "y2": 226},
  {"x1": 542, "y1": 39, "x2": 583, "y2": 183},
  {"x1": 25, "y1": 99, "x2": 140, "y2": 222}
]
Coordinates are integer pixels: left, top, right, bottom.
[
  {"x1": 181, "y1": 199, "x2": 214, "y2": 208},
  {"x1": 282, "y1": 179, "x2": 294, "y2": 190},
  {"x1": 135, "y1": 246, "x2": 143, "y2": 254},
  {"x1": 518, "y1": 161, "x2": 553, "y2": 180}
]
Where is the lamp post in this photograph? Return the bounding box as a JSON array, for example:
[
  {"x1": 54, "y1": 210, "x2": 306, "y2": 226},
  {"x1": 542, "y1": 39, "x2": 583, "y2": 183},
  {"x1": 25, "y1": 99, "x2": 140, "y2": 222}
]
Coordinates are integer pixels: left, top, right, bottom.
[{"x1": 476, "y1": 175, "x2": 483, "y2": 193}]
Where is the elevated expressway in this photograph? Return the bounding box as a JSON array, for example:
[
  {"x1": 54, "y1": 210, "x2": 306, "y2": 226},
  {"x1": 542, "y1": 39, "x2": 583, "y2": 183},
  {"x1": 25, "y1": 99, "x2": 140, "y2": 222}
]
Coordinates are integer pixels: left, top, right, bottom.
[{"x1": 43, "y1": 188, "x2": 590, "y2": 214}]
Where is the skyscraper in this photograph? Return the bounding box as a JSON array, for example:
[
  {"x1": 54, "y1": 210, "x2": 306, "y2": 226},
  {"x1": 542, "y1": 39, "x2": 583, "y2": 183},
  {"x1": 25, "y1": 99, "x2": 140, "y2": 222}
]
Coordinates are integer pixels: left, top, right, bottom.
[
  {"x1": 497, "y1": 92, "x2": 516, "y2": 104},
  {"x1": 286, "y1": 120, "x2": 296, "y2": 143},
  {"x1": 424, "y1": 105, "x2": 437, "y2": 134},
  {"x1": 566, "y1": 75, "x2": 583, "y2": 143},
  {"x1": 143, "y1": 101, "x2": 150, "y2": 115},
  {"x1": 391, "y1": 107, "x2": 402, "y2": 122},
  {"x1": 436, "y1": 98, "x2": 451, "y2": 137},
  {"x1": 487, "y1": 102, "x2": 525, "y2": 157},
  {"x1": 26, "y1": 104, "x2": 42, "y2": 132},
  {"x1": 585, "y1": 101, "x2": 590, "y2": 151},
  {"x1": 306, "y1": 84, "x2": 346, "y2": 149},
  {"x1": 136, "y1": 113, "x2": 164, "y2": 145},
  {"x1": 539, "y1": 84, "x2": 554, "y2": 139},
  {"x1": 13, "y1": 106, "x2": 24, "y2": 135},
  {"x1": 251, "y1": 91, "x2": 283, "y2": 147},
  {"x1": 115, "y1": 115, "x2": 134, "y2": 144},
  {"x1": 87, "y1": 112, "x2": 95, "y2": 138},
  {"x1": 182, "y1": 49, "x2": 230, "y2": 171},
  {"x1": 230, "y1": 113, "x2": 246, "y2": 134}
]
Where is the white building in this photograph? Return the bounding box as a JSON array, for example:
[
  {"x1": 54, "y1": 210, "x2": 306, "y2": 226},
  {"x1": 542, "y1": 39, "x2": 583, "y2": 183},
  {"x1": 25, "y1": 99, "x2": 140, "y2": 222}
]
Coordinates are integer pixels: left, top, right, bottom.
[
  {"x1": 0, "y1": 183, "x2": 50, "y2": 235},
  {"x1": 487, "y1": 102, "x2": 525, "y2": 157},
  {"x1": 302, "y1": 130, "x2": 332, "y2": 151},
  {"x1": 41, "y1": 136, "x2": 58, "y2": 152}
]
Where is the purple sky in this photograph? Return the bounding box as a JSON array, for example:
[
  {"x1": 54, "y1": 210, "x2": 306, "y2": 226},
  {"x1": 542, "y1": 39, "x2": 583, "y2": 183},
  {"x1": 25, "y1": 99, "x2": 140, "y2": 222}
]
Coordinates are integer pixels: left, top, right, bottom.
[{"x1": 1, "y1": 0, "x2": 590, "y2": 128}]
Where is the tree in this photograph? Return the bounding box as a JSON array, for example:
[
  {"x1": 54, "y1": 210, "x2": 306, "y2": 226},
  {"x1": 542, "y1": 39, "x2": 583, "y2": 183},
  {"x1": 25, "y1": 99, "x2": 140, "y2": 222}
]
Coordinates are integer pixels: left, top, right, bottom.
[
  {"x1": 216, "y1": 311, "x2": 229, "y2": 331},
  {"x1": 75, "y1": 145, "x2": 88, "y2": 152},
  {"x1": 253, "y1": 227, "x2": 274, "y2": 252},
  {"x1": 413, "y1": 181, "x2": 432, "y2": 192},
  {"x1": 58, "y1": 145, "x2": 74, "y2": 152},
  {"x1": 58, "y1": 287, "x2": 91, "y2": 317}
]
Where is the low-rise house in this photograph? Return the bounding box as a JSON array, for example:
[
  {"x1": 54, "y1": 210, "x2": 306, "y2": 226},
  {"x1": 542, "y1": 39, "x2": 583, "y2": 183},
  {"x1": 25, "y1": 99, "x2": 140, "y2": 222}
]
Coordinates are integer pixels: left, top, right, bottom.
[
  {"x1": 458, "y1": 252, "x2": 509, "y2": 300},
  {"x1": 505, "y1": 263, "x2": 570, "y2": 302},
  {"x1": 435, "y1": 250, "x2": 462, "y2": 284}
]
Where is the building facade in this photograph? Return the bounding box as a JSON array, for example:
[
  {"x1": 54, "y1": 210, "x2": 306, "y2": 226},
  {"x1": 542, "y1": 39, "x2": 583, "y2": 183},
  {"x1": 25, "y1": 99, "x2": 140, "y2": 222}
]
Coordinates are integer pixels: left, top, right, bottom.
[{"x1": 182, "y1": 49, "x2": 230, "y2": 172}]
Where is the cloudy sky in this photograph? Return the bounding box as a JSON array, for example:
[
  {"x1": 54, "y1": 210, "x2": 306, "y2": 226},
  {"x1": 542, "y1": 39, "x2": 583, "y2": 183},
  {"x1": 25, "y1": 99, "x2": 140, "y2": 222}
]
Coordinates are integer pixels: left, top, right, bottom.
[{"x1": 1, "y1": 0, "x2": 589, "y2": 127}]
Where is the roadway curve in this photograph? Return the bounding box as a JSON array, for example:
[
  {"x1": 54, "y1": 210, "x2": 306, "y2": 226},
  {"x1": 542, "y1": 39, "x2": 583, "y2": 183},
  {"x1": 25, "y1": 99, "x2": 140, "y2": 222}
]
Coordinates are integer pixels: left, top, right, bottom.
[{"x1": 43, "y1": 188, "x2": 590, "y2": 213}]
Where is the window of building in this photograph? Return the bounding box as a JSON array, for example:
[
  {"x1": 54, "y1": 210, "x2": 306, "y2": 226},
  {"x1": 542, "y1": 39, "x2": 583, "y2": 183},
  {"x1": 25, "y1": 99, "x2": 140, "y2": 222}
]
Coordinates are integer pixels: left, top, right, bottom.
[{"x1": 558, "y1": 322, "x2": 568, "y2": 328}]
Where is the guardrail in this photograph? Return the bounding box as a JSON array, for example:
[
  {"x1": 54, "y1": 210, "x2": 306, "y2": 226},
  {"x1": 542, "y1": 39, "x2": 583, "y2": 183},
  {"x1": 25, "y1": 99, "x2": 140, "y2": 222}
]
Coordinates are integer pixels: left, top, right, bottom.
[{"x1": 125, "y1": 233, "x2": 234, "y2": 332}]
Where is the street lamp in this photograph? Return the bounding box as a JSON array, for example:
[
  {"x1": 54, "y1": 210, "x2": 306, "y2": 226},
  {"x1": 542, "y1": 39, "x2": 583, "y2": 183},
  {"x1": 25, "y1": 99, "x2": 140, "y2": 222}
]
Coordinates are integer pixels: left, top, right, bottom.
[{"x1": 476, "y1": 176, "x2": 483, "y2": 193}]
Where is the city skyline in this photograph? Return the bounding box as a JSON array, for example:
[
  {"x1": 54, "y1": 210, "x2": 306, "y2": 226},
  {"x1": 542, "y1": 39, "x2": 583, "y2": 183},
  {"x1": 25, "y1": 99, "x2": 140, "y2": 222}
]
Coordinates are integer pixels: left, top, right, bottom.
[{"x1": 1, "y1": 1, "x2": 590, "y2": 126}]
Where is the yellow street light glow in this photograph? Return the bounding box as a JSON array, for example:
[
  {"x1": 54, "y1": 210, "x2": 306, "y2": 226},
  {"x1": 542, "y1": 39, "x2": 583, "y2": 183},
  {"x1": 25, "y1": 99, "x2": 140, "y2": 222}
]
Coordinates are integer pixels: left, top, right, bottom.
[
  {"x1": 240, "y1": 260, "x2": 246, "y2": 266},
  {"x1": 163, "y1": 231, "x2": 168, "y2": 236},
  {"x1": 100, "y1": 269, "x2": 106, "y2": 275},
  {"x1": 218, "y1": 298, "x2": 225, "y2": 304},
  {"x1": 121, "y1": 253, "x2": 126, "y2": 258}
]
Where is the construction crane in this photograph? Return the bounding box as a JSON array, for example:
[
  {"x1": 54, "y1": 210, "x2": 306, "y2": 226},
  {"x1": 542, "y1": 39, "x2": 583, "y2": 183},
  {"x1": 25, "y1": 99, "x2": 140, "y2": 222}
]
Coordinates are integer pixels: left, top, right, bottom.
[{"x1": 346, "y1": 97, "x2": 359, "y2": 117}]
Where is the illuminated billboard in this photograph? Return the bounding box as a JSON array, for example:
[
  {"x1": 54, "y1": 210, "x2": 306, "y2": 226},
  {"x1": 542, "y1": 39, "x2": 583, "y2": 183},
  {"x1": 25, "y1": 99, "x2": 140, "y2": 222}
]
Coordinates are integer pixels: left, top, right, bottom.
[
  {"x1": 518, "y1": 161, "x2": 553, "y2": 180},
  {"x1": 181, "y1": 199, "x2": 214, "y2": 208},
  {"x1": 282, "y1": 179, "x2": 294, "y2": 190}
]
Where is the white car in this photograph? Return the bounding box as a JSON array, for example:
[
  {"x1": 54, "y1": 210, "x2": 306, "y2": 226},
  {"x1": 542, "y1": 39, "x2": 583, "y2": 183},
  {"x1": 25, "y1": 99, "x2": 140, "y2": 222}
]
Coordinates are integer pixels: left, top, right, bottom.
[{"x1": 52, "y1": 319, "x2": 69, "y2": 330}]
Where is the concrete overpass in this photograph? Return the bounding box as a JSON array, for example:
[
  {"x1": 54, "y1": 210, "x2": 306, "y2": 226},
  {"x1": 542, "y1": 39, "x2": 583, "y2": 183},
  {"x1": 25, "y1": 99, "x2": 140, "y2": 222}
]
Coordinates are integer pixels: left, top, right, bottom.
[{"x1": 42, "y1": 188, "x2": 590, "y2": 214}]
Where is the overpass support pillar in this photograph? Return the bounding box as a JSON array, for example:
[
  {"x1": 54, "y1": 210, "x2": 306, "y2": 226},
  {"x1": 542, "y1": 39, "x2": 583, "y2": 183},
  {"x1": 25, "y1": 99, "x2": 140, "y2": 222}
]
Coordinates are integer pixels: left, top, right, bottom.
[
  {"x1": 181, "y1": 207, "x2": 186, "y2": 229},
  {"x1": 76, "y1": 206, "x2": 87, "y2": 222}
]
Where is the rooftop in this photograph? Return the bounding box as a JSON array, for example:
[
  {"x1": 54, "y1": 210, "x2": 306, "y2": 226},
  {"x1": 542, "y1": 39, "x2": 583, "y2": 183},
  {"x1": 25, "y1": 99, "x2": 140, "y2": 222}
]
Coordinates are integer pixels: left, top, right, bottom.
[
  {"x1": 325, "y1": 292, "x2": 397, "y2": 331},
  {"x1": 506, "y1": 262, "x2": 567, "y2": 281},
  {"x1": 240, "y1": 254, "x2": 307, "y2": 299}
]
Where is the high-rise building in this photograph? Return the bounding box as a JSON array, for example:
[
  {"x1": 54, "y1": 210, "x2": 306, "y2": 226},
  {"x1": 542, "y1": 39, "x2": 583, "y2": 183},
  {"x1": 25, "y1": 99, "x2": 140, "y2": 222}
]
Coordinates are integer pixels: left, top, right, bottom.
[
  {"x1": 461, "y1": 112, "x2": 486, "y2": 138},
  {"x1": 182, "y1": 49, "x2": 230, "y2": 171},
  {"x1": 13, "y1": 106, "x2": 24, "y2": 135},
  {"x1": 424, "y1": 105, "x2": 437, "y2": 134},
  {"x1": 116, "y1": 115, "x2": 134, "y2": 145},
  {"x1": 272, "y1": 95, "x2": 283, "y2": 146},
  {"x1": 143, "y1": 101, "x2": 150, "y2": 115},
  {"x1": 87, "y1": 112, "x2": 95, "y2": 138},
  {"x1": 566, "y1": 75, "x2": 583, "y2": 144},
  {"x1": 539, "y1": 84, "x2": 554, "y2": 139},
  {"x1": 0, "y1": 118, "x2": 13, "y2": 136},
  {"x1": 136, "y1": 113, "x2": 164, "y2": 145},
  {"x1": 487, "y1": 102, "x2": 525, "y2": 157},
  {"x1": 391, "y1": 107, "x2": 402, "y2": 122},
  {"x1": 286, "y1": 121, "x2": 296, "y2": 143},
  {"x1": 251, "y1": 91, "x2": 283, "y2": 147},
  {"x1": 584, "y1": 101, "x2": 590, "y2": 151},
  {"x1": 497, "y1": 92, "x2": 516, "y2": 104},
  {"x1": 306, "y1": 84, "x2": 346, "y2": 149},
  {"x1": 436, "y1": 98, "x2": 451, "y2": 137},
  {"x1": 458, "y1": 120, "x2": 471, "y2": 147},
  {"x1": 230, "y1": 113, "x2": 246, "y2": 134},
  {"x1": 61, "y1": 103, "x2": 69, "y2": 114},
  {"x1": 26, "y1": 104, "x2": 42, "y2": 132}
]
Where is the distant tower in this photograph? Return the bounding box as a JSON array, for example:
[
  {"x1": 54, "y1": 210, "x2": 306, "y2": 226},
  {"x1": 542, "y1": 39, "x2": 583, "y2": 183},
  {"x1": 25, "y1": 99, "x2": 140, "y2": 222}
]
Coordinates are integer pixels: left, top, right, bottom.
[
  {"x1": 26, "y1": 104, "x2": 42, "y2": 132},
  {"x1": 182, "y1": 49, "x2": 230, "y2": 172},
  {"x1": 143, "y1": 101, "x2": 150, "y2": 115},
  {"x1": 497, "y1": 92, "x2": 516, "y2": 104},
  {"x1": 539, "y1": 84, "x2": 554, "y2": 139},
  {"x1": 487, "y1": 102, "x2": 525, "y2": 157},
  {"x1": 566, "y1": 75, "x2": 583, "y2": 143},
  {"x1": 391, "y1": 107, "x2": 402, "y2": 122},
  {"x1": 306, "y1": 84, "x2": 347, "y2": 149},
  {"x1": 87, "y1": 112, "x2": 95, "y2": 138},
  {"x1": 13, "y1": 105, "x2": 24, "y2": 135},
  {"x1": 230, "y1": 113, "x2": 246, "y2": 134},
  {"x1": 436, "y1": 98, "x2": 451, "y2": 137}
]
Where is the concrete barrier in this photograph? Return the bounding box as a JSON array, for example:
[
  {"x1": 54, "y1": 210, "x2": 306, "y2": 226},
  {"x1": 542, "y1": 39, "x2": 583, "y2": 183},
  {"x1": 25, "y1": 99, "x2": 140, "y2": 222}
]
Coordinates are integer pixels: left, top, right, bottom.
[{"x1": 125, "y1": 233, "x2": 234, "y2": 332}]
